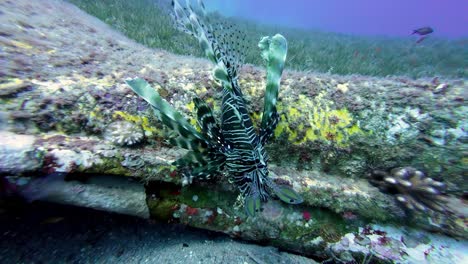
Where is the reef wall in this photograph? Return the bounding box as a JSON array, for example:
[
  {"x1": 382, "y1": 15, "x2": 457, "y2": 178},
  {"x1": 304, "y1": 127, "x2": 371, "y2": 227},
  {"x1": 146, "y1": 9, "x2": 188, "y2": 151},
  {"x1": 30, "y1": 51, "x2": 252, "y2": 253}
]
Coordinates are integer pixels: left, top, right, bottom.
[{"x1": 1, "y1": 0, "x2": 466, "y2": 262}]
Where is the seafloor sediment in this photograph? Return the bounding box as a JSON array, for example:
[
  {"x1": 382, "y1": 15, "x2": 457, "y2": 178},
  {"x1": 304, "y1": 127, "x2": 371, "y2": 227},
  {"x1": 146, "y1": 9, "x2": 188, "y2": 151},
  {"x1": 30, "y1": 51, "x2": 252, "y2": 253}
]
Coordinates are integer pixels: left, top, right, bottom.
[{"x1": 0, "y1": 0, "x2": 466, "y2": 262}]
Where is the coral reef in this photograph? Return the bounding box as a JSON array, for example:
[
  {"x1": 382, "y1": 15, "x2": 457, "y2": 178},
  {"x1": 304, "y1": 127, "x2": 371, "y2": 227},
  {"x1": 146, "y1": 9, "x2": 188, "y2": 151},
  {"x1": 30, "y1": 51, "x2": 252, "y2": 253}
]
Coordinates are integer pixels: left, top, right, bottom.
[
  {"x1": 329, "y1": 224, "x2": 467, "y2": 263},
  {"x1": 104, "y1": 120, "x2": 144, "y2": 146},
  {"x1": 274, "y1": 91, "x2": 363, "y2": 147},
  {"x1": 369, "y1": 167, "x2": 450, "y2": 214}
]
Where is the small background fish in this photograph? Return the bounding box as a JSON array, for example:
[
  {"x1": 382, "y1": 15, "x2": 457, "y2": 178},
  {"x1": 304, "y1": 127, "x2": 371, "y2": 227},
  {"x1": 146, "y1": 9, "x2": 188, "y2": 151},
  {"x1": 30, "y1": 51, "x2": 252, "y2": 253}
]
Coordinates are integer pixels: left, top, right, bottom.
[{"x1": 412, "y1": 26, "x2": 434, "y2": 36}]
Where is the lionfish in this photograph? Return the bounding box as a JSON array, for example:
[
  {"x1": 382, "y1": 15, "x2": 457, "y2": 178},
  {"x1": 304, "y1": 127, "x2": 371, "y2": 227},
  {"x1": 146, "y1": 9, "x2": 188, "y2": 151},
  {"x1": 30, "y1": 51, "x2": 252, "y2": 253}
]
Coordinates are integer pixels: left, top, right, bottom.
[{"x1": 126, "y1": 0, "x2": 303, "y2": 216}]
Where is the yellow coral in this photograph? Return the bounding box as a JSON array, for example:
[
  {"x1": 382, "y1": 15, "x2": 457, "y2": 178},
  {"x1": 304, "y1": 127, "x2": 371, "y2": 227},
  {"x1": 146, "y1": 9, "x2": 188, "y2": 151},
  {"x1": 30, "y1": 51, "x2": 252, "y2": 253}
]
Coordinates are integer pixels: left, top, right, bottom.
[
  {"x1": 186, "y1": 101, "x2": 195, "y2": 112},
  {"x1": 113, "y1": 111, "x2": 159, "y2": 134},
  {"x1": 176, "y1": 89, "x2": 363, "y2": 147},
  {"x1": 10, "y1": 40, "x2": 33, "y2": 50},
  {"x1": 461, "y1": 157, "x2": 468, "y2": 165},
  {"x1": 274, "y1": 92, "x2": 363, "y2": 146},
  {"x1": 288, "y1": 107, "x2": 301, "y2": 119},
  {"x1": 188, "y1": 117, "x2": 202, "y2": 132},
  {"x1": 0, "y1": 78, "x2": 24, "y2": 91},
  {"x1": 250, "y1": 111, "x2": 263, "y2": 126},
  {"x1": 274, "y1": 115, "x2": 288, "y2": 138},
  {"x1": 195, "y1": 86, "x2": 208, "y2": 95}
]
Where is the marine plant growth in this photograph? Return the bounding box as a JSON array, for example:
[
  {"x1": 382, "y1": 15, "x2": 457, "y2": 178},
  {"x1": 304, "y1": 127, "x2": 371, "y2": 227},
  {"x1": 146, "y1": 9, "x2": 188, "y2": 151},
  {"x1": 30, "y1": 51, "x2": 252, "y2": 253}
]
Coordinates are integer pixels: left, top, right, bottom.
[{"x1": 126, "y1": 0, "x2": 303, "y2": 216}]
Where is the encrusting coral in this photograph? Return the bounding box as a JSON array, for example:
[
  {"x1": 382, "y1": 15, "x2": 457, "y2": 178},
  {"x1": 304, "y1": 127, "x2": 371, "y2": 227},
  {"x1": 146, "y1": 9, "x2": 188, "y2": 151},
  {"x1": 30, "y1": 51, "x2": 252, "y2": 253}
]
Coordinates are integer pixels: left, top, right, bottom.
[{"x1": 369, "y1": 167, "x2": 450, "y2": 214}]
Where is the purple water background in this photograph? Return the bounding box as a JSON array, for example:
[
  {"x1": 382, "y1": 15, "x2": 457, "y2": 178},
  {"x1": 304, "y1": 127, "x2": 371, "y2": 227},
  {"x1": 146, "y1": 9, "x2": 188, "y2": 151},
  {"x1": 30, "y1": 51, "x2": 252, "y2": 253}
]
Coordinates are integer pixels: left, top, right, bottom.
[{"x1": 204, "y1": 0, "x2": 467, "y2": 38}]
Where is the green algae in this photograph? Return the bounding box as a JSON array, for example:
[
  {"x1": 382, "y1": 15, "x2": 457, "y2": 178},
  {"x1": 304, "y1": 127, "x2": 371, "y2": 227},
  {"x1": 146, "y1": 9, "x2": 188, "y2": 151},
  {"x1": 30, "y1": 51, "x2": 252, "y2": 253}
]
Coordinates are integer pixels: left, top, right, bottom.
[
  {"x1": 300, "y1": 187, "x2": 397, "y2": 223},
  {"x1": 85, "y1": 156, "x2": 131, "y2": 176},
  {"x1": 280, "y1": 208, "x2": 355, "y2": 244},
  {"x1": 179, "y1": 185, "x2": 237, "y2": 209},
  {"x1": 147, "y1": 198, "x2": 178, "y2": 221}
]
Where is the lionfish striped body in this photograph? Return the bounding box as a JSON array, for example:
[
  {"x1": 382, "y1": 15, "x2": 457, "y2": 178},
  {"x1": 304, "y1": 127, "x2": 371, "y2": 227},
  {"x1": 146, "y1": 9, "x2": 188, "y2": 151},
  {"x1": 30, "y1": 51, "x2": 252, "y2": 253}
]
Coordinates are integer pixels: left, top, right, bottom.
[{"x1": 126, "y1": 0, "x2": 302, "y2": 216}]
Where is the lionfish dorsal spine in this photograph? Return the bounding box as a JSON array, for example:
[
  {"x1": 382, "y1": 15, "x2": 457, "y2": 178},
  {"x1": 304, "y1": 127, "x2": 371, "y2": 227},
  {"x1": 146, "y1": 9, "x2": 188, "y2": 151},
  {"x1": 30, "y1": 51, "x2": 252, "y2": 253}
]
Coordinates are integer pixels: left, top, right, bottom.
[{"x1": 172, "y1": 0, "x2": 246, "y2": 95}]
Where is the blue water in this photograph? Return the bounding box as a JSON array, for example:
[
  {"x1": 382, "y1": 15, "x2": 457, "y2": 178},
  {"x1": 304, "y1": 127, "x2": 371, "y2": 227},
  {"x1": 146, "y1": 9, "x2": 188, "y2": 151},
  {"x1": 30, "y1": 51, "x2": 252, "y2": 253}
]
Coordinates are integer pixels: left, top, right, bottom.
[{"x1": 204, "y1": 0, "x2": 468, "y2": 39}]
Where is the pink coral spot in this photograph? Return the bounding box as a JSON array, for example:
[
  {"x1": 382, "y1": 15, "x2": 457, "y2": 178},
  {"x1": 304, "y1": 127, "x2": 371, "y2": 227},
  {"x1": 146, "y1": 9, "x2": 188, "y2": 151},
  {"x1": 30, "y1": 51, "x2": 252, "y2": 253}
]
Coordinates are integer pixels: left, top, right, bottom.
[
  {"x1": 186, "y1": 206, "x2": 198, "y2": 216},
  {"x1": 170, "y1": 190, "x2": 181, "y2": 196},
  {"x1": 342, "y1": 211, "x2": 357, "y2": 220},
  {"x1": 302, "y1": 211, "x2": 311, "y2": 221},
  {"x1": 169, "y1": 170, "x2": 178, "y2": 178}
]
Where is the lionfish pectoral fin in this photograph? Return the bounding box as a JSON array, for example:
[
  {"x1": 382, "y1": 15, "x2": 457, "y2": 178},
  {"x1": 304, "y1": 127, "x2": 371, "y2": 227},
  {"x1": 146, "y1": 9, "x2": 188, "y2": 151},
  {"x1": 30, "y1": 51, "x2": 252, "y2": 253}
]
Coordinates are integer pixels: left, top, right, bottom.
[
  {"x1": 213, "y1": 65, "x2": 231, "y2": 88},
  {"x1": 273, "y1": 186, "x2": 303, "y2": 204},
  {"x1": 259, "y1": 34, "x2": 287, "y2": 143},
  {"x1": 192, "y1": 165, "x2": 219, "y2": 180},
  {"x1": 173, "y1": 150, "x2": 208, "y2": 167},
  {"x1": 244, "y1": 194, "x2": 262, "y2": 217},
  {"x1": 193, "y1": 97, "x2": 222, "y2": 141},
  {"x1": 126, "y1": 78, "x2": 206, "y2": 148}
]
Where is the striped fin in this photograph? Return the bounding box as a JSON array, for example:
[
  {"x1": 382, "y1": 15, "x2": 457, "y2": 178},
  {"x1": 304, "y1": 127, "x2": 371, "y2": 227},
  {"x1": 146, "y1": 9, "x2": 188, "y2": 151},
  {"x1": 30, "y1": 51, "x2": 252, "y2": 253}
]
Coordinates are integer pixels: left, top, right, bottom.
[
  {"x1": 242, "y1": 169, "x2": 271, "y2": 216},
  {"x1": 211, "y1": 21, "x2": 246, "y2": 86},
  {"x1": 171, "y1": 0, "x2": 198, "y2": 39},
  {"x1": 174, "y1": 151, "x2": 209, "y2": 167},
  {"x1": 258, "y1": 35, "x2": 288, "y2": 144},
  {"x1": 174, "y1": 151, "x2": 225, "y2": 180},
  {"x1": 172, "y1": 0, "x2": 246, "y2": 94},
  {"x1": 193, "y1": 97, "x2": 222, "y2": 143},
  {"x1": 190, "y1": 158, "x2": 225, "y2": 180},
  {"x1": 125, "y1": 78, "x2": 207, "y2": 150},
  {"x1": 169, "y1": 136, "x2": 206, "y2": 152}
]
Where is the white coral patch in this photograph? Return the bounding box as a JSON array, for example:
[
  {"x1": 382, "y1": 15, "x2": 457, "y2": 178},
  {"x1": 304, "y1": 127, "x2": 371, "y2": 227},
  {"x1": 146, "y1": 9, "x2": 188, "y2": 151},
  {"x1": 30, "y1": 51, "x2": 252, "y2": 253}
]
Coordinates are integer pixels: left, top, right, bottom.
[
  {"x1": 49, "y1": 149, "x2": 98, "y2": 172},
  {"x1": 104, "y1": 121, "x2": 144, "y2": 146}
]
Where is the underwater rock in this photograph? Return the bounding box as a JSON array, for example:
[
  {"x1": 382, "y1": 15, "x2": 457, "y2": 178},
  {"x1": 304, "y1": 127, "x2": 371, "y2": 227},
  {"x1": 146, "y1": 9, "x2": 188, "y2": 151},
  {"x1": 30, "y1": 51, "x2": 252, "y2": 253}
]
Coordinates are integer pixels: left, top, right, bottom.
[
  {"x1": 0, "y1": 131, "x2": 43, "y2": 174},
  {"x1": 0, "y1": 0, "x2": 466, "y2": 261},
  {"x1": 0, "y1": 78, "x2": 31, "y2": 96},
  {"x1": 23, "y1": 174, "x2": 149, "y2": 218}
]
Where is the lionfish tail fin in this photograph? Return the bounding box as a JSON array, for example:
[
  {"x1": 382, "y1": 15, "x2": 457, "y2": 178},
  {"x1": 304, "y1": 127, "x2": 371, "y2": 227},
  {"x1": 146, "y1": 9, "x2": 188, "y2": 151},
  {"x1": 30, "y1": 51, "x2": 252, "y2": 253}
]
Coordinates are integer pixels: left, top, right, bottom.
[
  {"x1": 259, "y1": 34, "x2": 287, "y2": 144},
  {"x1": 244, "y1": 194, "x2": 262, "y2": 217},
  {"x1": 268, "y1": 180, "x2": 303, "y2": 204},
  {"x1": 277, "y1": 187, "x2": 303, "y2": 204}
]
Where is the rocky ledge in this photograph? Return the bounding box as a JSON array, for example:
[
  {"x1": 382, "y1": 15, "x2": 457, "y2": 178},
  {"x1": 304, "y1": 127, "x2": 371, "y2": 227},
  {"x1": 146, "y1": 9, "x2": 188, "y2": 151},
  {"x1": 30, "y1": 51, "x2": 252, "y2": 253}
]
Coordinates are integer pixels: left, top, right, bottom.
[{"x1": 0, "y1": 0, "x2": 466, "y2": 262}]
